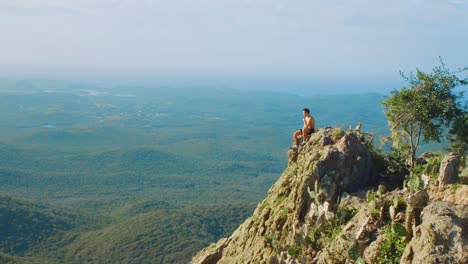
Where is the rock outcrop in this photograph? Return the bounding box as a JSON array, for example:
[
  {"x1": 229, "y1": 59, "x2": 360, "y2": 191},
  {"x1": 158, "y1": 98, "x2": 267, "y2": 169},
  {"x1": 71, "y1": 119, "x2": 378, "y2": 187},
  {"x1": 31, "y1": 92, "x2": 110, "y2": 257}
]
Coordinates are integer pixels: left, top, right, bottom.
[
  {"x1": 192, "y1": 127, "x2": 467, "y2": 264},
  {"x1": 401, "y1": 201, "x2": 468, "y2": 263},
  {"x1": 438, "y1": 154, "x2": 461, "y2": 187},
  {"x1": 192, "y1": 128, "x2": 374, "y2": 263}
]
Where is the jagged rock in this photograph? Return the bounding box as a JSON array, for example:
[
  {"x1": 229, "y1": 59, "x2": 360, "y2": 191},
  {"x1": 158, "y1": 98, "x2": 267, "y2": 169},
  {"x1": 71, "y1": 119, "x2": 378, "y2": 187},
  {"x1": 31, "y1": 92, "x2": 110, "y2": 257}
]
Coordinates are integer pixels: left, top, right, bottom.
[
  {"x1": 438, "y1": 154, "x2": 461, "y2": 187},
  {"x1": 193, "y1": 239, "x2": 229, "y2": 264},
  {"x1": 339, "y1": 191, "x2": 366, "y2": 212},
  {"x1": 415, "y1": 152, "x2": 435, "y2": 165},
  {"x1": 421, "y1": 174, "x2": 431, "y2": 189},
  {"x1": 363, "y1": 233, "x2": 386, "y2": 263},
  {"x1": 315, "y1": 199, "x2": 379, "y2": 264},
  {"x1": 405, "y1": 189, "x2": 429, "y2": 241},
  {"x1": 430, "y1": 184, "x2": 468, "y2": 205},
  {"x1": 389, "y1": 205, "x2": 396, "y2": 221},
  {"x1": 401, "y1": 201, "x2": 468, "y2": 264},
  {"x1": 288, "y1": 149, "x2": 298, "y2": 163},
  {"x1": 191, "y1": 128, "x2": 374, "y2": 264},
  {"x1": 406, "y1": 189, "x2": 429, "y2": 208},
  {"x1": 394, "y1": 212, "x2": 405, "y2": 222},
  {"x1": 354, "y1": 121, "x2": 362, "y2": 133},
  {"x1": 355, "y1": 216, "x2": 371, "y2": 240},
  {"x1": 192, "y1": 128, "x2": 467, "y2": 264},
  {"x1": 419, "y1": 152, "x2": 435, "y2": 160}
]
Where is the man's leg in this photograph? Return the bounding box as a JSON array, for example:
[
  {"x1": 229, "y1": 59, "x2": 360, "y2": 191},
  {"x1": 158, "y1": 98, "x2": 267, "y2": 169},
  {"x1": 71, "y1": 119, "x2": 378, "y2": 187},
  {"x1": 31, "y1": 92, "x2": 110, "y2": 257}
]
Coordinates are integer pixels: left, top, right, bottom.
[
  {"x1": 302, "y1": 128, "x2": 309, "y2": 143},
  {"x1": 293, "y1": 130, "x2": 302, "y2": 146}
]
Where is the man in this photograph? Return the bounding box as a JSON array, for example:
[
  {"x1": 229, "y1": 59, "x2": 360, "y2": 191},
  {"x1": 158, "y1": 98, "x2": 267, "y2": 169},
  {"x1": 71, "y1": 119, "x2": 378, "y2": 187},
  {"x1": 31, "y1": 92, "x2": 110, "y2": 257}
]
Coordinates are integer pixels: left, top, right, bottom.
[{"x1": 290, "y1": 108, "x2": 315, "y2": 150}]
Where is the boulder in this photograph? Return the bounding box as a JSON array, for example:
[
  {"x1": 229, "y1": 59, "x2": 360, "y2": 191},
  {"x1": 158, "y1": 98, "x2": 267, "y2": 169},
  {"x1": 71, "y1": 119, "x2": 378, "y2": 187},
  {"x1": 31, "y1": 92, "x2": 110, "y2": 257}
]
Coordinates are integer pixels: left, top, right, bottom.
[
  {"x1": 438, "y1": 154, "x2": 461, "y2": 187},
  {"x1": 401, "y1": 201, "x2": 468, "y2": 263}
]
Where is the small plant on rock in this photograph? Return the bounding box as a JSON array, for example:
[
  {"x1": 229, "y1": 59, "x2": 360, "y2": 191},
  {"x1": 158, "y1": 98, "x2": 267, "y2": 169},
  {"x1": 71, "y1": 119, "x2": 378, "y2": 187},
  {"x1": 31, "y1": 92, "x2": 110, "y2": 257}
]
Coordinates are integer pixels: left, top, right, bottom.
[
  {"x1": 407, "y1": 172, "x2": 422, "y2": 192},
  {"x1": 366, "y1": 190, "x2": 376, "y2": 203},
  {"x1": 287, "y1": 245, "x2": 303, "y2": 258},
  {"x1": 411, "y1": 152, "x2": 443, "y2": 180},
  {"x1": 307, "y1": 180, "x2": 325, "y2": 206},
  {"x1": 264, "y1": 232, "x2": 277, "y2": 249},
  {"x1": 376, "y1": 223, "x2": 407, "y2": 264},
  {"x1": 393, "y1": 196, "x2": 406, "y2": 211},
  {"x1": 331, "y1": 128, "x2": 345, "y2": 140},
  {"x1": 304, "y1": 227, "x2": 321, "y2": 250},
  {"x1": 340, "y1": 206, "x2": 358, "y2": 224}
]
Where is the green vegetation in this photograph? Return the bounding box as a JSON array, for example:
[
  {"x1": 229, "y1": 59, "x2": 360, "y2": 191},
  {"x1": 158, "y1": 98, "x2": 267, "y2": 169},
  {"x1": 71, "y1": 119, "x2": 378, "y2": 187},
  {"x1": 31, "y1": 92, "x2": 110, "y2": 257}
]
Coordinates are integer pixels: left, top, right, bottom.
[
  {"x1": 348, "y1": 241, "x2": 361, "y2": 261},
  {"x1": 0, "y1": 195, "x2": 78, "y2": 254},
  {"x1": 303, "y1": 205, "x2": 356, "y2": 253},
  {"x1": 55, "y1": 204, "x2": 254, "y2": 264},
  {"x1": 407, "y1": 173, "x2": 422, "y2": 191},
  {"x1": 376, "y1": 223, "x2": 407, "y2": 264},
  {"x1": 366, "y1": 190, "x2": 376, "y2": 203},
  {"x1": 0, "y1": 252, "x2": 18, "y2": 264},
  {"x1": 331, "y1": 128, "x2": 345, "y2": 140},
  {"x1": 287, "y1": 245, "x2": 303, "y2": 258},
  {"x1": 0, "y1": 79, "x2": 453, "y2": 263},
  {"x1": 393, "y1": 196, "x2": 407, "y2": 211},
  {"x1": 370, "y1": 208, "x2": 381, "y2": 219},
  {"x1": 263, "y1": 232, "x2": 277, "y2": 248},
  {"x1": 303, "y1": 189, "x2": 358, "y2": 253},
  {"x1": 412, "y1": 152, "x2": 443, "y2": 178},
  {"x1": 382, "y1": 60, "x2": 467, "y2": 168},
  {"x1": 447, "y1": 111, "x2": 468, "y2": 159},
  {"x1": 0, "y1": 195, "x2": 253, "y2": 263}
]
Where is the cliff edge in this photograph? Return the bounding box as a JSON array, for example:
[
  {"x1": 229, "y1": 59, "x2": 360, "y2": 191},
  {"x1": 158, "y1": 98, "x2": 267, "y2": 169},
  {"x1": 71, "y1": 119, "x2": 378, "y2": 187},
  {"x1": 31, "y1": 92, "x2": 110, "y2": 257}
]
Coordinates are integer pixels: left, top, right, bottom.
[{"x1": 192, "y1": 127, "x2": 467, "y2": 264}]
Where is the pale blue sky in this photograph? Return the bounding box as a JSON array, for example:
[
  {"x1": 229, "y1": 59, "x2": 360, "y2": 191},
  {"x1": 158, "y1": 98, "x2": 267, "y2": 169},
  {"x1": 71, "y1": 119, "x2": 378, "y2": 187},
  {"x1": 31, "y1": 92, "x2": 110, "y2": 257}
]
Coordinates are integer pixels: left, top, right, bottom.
[{"x1": 0, "y1": 0, "x2": 467, "y2": 94}]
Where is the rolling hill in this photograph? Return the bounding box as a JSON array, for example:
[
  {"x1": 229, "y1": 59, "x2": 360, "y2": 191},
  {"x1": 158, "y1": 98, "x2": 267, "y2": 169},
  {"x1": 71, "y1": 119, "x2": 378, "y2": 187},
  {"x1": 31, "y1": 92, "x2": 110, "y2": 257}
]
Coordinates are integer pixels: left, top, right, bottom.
[{"x1": 0, "y1": 79, "x2": 451, "y2": 263}]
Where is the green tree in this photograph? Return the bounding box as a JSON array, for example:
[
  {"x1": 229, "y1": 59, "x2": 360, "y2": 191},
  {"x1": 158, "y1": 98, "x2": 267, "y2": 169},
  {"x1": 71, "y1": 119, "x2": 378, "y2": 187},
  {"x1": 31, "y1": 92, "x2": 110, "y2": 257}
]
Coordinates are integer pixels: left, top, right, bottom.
[
  {"x1": 382, "y1": 60, "x2": 467, "y2": 168},
  {"x1": 447, "y1": 111, "x2": 468, "y2": 160}
]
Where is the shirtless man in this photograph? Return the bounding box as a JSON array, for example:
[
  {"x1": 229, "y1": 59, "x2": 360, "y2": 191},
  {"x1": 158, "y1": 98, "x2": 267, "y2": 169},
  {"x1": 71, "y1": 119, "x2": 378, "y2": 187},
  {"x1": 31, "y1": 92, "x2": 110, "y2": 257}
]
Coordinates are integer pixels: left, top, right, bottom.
[{"x1": 290, "y1": 108, "x2": 315, "y2": 150}]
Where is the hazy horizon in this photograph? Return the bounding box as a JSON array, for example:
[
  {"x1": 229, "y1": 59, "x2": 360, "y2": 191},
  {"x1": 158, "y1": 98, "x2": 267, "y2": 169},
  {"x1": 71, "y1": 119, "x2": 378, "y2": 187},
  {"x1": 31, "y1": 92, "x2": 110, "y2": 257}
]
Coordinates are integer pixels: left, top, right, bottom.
[
  {"x1": 1, "y1": 0, "x2": 467, "y2": 95},
  {"x1": 1, "y1": 75, "x2": 403, "y2": 98}
]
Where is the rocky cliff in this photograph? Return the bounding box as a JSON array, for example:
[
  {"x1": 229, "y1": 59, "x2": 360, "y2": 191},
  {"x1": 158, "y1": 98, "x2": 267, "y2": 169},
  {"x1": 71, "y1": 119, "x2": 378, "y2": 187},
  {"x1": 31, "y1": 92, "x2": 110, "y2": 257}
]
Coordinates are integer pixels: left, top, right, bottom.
[{"x1": 192, "y1": 127, "x2": 467, "y2": 264}]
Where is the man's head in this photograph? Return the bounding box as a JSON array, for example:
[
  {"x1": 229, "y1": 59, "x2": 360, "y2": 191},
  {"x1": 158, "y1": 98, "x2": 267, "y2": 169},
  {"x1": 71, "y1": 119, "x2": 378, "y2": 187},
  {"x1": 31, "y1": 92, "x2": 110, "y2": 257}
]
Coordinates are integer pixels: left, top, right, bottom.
[{"x1": 303, "y1": 108, "x2": 310, "y2": 116}]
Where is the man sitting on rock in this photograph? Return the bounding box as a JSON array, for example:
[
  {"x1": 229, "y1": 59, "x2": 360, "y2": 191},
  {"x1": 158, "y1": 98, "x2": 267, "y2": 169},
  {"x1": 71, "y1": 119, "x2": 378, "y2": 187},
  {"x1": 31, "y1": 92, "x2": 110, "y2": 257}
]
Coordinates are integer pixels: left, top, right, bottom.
[{"x1": 290, "y1": 108, "x2": 315, "y2": 150}]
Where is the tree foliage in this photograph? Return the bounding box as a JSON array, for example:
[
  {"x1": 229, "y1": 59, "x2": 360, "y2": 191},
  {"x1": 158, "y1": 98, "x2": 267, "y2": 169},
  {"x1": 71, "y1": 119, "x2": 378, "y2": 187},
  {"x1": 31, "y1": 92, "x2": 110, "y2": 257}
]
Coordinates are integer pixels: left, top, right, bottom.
[
  {"x1": 382, "y1": 59, "x2": 467, "y2": 167},
  {"x1": 447, "y1": 111, "x2": 468, "y2": 159}
]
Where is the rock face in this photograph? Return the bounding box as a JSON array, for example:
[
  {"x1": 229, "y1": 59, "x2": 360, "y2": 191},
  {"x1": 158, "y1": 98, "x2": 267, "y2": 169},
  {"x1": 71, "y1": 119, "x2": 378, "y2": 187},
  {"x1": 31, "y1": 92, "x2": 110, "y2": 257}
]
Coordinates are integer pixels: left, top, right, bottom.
[
  {"x1": 439, "y1": 154, "x2": 461, "y2": 187},
  {"x1": 192, "y1": 127, "x2": 467, "y2": 264},
  {"x1": 401, "y1": 201, "x2": 468, "y2": 263},
  {"x1": 192, "y1": 128, "x2": 374, "y2": 263}
]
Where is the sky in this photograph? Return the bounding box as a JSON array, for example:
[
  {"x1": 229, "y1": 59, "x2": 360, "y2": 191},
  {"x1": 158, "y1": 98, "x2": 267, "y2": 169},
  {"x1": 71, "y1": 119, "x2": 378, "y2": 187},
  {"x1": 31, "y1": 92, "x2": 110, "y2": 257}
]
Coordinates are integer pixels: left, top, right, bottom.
[{"x1": 0, "y1": 0, "x2": 467, "y2": 94}]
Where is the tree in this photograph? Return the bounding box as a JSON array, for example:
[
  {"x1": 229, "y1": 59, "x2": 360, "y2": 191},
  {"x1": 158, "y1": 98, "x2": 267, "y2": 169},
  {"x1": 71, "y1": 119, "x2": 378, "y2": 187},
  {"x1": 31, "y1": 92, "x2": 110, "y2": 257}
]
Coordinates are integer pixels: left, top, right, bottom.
[
  {"x1": 447, "y1": 111, "x2": 468, "y2": 159},
  {"x1": 382, "y1": 60, "x2": 467, "y2": 168}
]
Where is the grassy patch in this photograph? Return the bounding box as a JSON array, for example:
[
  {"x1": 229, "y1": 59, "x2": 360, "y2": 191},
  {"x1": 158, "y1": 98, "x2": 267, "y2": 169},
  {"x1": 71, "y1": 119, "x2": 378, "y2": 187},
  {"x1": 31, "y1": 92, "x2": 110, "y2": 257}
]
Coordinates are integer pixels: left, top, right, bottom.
[{"x1": 331, "y1": 128, "x2": 345, "y2": 140}]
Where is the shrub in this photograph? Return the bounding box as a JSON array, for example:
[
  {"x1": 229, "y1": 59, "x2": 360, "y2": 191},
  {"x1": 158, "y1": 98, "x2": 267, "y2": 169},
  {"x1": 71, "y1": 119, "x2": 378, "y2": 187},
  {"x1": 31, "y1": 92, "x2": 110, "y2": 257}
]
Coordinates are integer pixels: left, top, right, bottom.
[
  {"x1": 407, "y1": 173, "x2": 421, "y2": 191},
  {"x1": 366, "y1": 190, "x2": 376, "y2": 203},
  {"x1": 287, "y1": 245, "x2": 303, "y2": 258},
  {"x1": 376, "y1": 223, "x2": 407, "y2": 264}
]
